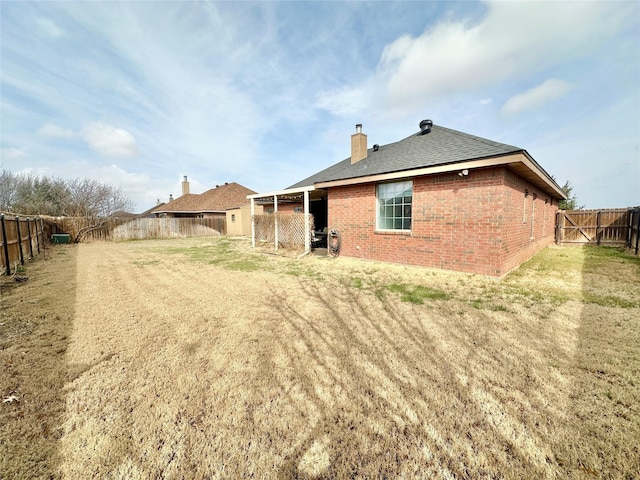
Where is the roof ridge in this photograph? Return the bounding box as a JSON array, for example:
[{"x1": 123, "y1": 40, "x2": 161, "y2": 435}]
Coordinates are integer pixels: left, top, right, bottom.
[{"x1": 433, "y1": 124, "x2": 521, "y2": 152}]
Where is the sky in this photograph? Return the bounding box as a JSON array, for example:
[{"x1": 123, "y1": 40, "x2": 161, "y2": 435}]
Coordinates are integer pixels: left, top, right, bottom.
[{"x1": 1, "y1": 0, "x2": 639, "y2": 212}]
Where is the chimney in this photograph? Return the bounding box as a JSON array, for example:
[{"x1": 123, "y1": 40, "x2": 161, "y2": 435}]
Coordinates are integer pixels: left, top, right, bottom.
[
  {"x1": 351, "y1": 123, "x2": 367, "y2": 164},
  {"x1": 182, "y1": 176, "x2": 190, "y2": 195},
  {"x1": 169, "y1": 194, "x2": 174, "y2": 202},
  {"x1": 156, "y1": 198, "x2": 161, "y2": 205}
]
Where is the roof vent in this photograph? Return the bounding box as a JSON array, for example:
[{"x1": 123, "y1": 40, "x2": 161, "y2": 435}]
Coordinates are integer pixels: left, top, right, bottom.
[
  {"x1": 419, "y1": 119, "x2": 433, "y2": 135},
  {"x1": 373, "y1": 144, "x2": 379, "y2": 152}
]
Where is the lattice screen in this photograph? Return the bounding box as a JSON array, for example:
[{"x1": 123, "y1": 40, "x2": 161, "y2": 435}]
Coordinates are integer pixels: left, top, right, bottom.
[{"x1": 253, "y1": 213, "x2": 314, "y2": 246}]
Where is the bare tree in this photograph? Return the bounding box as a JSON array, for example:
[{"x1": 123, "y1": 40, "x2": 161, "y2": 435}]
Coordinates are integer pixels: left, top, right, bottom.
[
  {"x1": 63, "y1": 178, "x2": 134, "y2": 242},
  {"x1": 0, "y1": 169, "x2": 16, "y2": 212},
  {"x1": 0, "y1": 169, "x2": 134, "y2": 241},
  {"x1": 1, "y1": 169, "x2": 70, "y2": 215}
]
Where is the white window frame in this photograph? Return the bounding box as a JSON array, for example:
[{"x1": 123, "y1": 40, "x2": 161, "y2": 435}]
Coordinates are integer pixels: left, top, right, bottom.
[{"x1": 376, "y1": 180, "x2": 413, "y2": 232}]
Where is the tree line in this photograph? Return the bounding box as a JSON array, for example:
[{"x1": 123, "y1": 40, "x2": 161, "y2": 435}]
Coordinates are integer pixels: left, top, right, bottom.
[{"x1": 0, "y1": 169, "x2": 133, "y2": 218}]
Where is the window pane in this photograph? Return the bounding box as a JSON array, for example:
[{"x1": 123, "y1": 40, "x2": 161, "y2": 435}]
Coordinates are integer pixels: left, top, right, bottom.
[{"x1": 377, "y1": 180, "x2": 413, "y2": 230}]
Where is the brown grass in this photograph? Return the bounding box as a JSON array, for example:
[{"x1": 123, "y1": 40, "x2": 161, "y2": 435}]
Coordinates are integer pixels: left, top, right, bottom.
[{"x1": 1, "y1": 238, "x2": 638, "y2": 479}]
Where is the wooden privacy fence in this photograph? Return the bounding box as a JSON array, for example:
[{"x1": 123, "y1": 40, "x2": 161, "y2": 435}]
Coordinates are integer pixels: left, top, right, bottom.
[
  {"x1": 0, "y1": 213, "x2": 53, "y2": 276},
  {"x1": 630, "y1": 207, "x2": 640, "y2": 255},
  {"x1": 44, "y1": 216, "x2": 226, "y2": 242},
  {"x1": 556, "y1": 207, "x2": 640, "y2": 254},
  {"x1": 109, "y1": 217, "x2": 225, "y2": 241}
]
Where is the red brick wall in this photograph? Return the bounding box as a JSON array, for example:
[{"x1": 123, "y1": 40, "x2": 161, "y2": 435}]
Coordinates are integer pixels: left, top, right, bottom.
[
  {"x1": 259, "y1": 203, "x2": 302, "y2": 214},
  {"x1": 327, "y1": 167, "x2": 558, "y2": 276},
  {"x1": 500, "y1": 169, "x2": 558, "y2": 274}
]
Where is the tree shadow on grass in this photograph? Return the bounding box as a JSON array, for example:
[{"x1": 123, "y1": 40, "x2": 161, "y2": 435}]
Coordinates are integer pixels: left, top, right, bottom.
[
  {"x1": 263, "y1": 273, "x2": 578, "y2": 478},
  {"x1": 0, "y1": 243, "x2": 78, "y2": 478}
]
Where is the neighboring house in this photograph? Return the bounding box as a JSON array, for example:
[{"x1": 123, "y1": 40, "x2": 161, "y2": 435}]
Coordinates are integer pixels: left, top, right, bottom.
[
  {"x1": 137, "y1": 202, "x2": 165, "y2": 218},
  {"x1": 152, "y1": 178, "x2": 256, "y2": 219},
  {"x1": 226, "y1": 204, "x2": 264, "y2": 236},
  {"x1": 250, "y1": 120, "x2": 566, "y2": 277}
]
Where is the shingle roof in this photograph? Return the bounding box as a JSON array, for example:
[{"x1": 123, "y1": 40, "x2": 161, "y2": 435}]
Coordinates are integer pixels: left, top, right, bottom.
[
  {"x1": 152, "y1": 182, "x2": 256, "y2": 214},
  {"x1": 288, "y1": 124, "x2": 523, "y2": 189},
  {"x1": 137, "y1": 203, "x2": 165, "y2": 218}
]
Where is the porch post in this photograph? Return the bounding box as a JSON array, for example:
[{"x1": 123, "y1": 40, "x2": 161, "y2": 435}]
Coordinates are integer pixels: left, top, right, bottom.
[
  {"x1": 274, "y1": 195, "x2": 278, "y2": 251},
  {"x1": 304, "y1": 190, "x2": 310, "y2": 253},
  {"x1": 250, "y1": 198, "x2": 255, "y2": 248}
]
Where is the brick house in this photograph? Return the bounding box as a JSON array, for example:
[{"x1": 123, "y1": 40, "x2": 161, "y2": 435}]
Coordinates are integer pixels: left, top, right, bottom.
[
  {"x1": 152, "y1": 178, "x2": 256, "y2": 220},
  {"x1": 254, "y1": 120, "x2": 566, "y2": 277}
]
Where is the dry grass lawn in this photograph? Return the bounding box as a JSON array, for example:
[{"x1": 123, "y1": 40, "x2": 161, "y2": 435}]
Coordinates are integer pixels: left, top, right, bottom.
[{"x1": 1, "y1": 238, "x2": 639, "y2": 479}]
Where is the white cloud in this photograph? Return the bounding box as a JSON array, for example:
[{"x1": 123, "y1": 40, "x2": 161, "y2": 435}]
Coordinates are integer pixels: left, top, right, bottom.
[
  {"x1": 314, "y1": 84, "x2": 372, "y2": 118},
  {"x1": 0, "y1": 147, "x2": 26, "y2": 160},
  {"x1": 37, "y1": 122, "x2": 139, "y2": 159},
  {"x1": 316, "y1": 0, "x2": 631, "y2": 118},
  {"x1": 36, "y1": 18, "x2": 65, "y2": 38},
  {"x1": 80, "y1": 122, "x2": 139, "y2": 158},
  {"x1": 38, "y1": 123, "x2": 76, "y2": 138},
  {"x1": 502, "y1": 79, "x2": 572, "y2": 115}
]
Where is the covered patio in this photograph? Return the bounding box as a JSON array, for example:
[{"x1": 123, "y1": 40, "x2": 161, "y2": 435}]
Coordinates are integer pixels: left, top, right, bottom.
[{"x1": 247, "y1": 186, "x2": 327, "y2": 254}]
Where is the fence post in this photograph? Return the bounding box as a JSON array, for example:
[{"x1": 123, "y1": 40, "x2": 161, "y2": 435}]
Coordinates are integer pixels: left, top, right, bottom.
[
  {"x1": 39, "y1": 218, "x2": 44, "y2": 245},
  {"x1": 596, "y1": 210, "x2": 601, "y2": 246},
  {"x1": 1, "y1": 214, "x2": 10, "y2": 275},
  {"x1": 635, "y1": 208, "x2": 640, "y2": 256},
  {"x1": 16, "y1": 216, "x2": 25, "y2": 266},
  {"x1": 34, "y1": 218, "x2": 41, "y2": 253},
  {"x1": 27, "y1": 218, "x2": 34, "y2": 259}
]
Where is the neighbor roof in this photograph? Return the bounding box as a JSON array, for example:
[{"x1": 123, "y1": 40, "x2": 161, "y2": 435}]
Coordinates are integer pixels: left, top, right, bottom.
[
  {"x1": 289, "y1": 125, "x2": 523, "y2": 189},
  {"x1": 152, "y1": 182, "x2": 256, "y2": 214}
]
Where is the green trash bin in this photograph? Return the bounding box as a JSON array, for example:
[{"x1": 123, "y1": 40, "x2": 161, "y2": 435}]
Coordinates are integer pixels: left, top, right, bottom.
[{"x1": 51, "y1": 234, "x2": 71, "y2": 244}]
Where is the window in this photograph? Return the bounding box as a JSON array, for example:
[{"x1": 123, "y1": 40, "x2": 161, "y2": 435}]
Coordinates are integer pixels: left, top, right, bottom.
[
  {"x1": 294, "y1": 207, "x2": 303, "y2": 213},
  {"x1": 530, "y1": 193, "x2": 537, "y2": 239},
  {"x1": 377, "y1": 180, "x2": 412, "y2": 231},
  {"x1": 231, "y1": 214, "x2": 236, "y2": 223}
]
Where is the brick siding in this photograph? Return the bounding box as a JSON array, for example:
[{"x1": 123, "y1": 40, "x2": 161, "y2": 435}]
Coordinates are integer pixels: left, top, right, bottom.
[{"x1": 327, "y1": 167, "x2": 558, "y2": 276}]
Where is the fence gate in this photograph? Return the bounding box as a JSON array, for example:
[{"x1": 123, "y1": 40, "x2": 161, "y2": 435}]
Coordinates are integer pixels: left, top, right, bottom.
[{"x1": 556, "y1": 208, "x2": 640, "y2": 254}]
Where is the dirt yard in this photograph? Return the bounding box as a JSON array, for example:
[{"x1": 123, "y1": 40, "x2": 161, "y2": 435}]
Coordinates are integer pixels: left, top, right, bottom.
[{"x1": 1, "y1": 238, "x2": 639, "y2": 479}]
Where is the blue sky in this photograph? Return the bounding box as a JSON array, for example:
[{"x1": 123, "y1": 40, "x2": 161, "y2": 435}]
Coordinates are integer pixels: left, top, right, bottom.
[{"x1": 1, "y1": 1, "x2": 638, "y2": 212}]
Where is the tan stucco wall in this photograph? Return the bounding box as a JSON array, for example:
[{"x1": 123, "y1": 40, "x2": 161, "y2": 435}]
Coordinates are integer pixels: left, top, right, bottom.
[{"x1": 227, "y1": 204, "x2": 262, "y2": 236}]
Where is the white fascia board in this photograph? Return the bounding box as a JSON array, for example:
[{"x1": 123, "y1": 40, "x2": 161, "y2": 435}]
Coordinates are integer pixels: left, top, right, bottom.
[{"x1": 247, "y1": 185, "x2": 315, "y2": 200}]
